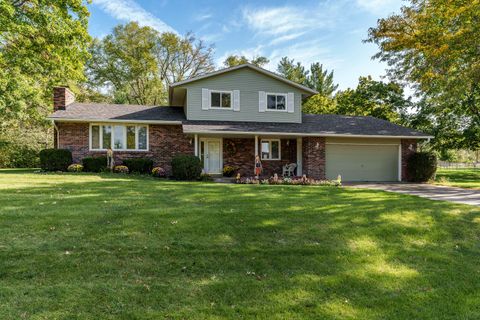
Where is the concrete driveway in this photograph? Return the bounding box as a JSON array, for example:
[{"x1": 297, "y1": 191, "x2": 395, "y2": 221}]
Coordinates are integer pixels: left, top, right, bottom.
[{"x1": 345, "y1": 183, "x2": 480, "y2": 206}]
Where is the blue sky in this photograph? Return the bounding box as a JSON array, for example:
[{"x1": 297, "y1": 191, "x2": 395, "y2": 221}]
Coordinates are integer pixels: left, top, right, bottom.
[{"x1": 88, "y1": 0, "x2": 403, "y2": 90}]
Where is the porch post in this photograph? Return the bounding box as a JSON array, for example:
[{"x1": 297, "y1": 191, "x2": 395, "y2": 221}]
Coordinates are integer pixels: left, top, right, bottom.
[
  {"x1": 254, "y1": 135, "x2": 258, "y2": 175},
  {"x1": 194, "y1": 134, "x2": 198, "y2": 157},
  {"x1": 296, "y1": 137, "x2": 302, "y2": 176}
]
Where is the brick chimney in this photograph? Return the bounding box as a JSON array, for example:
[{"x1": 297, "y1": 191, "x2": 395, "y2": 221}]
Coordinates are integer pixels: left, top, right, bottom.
[{"x1": 53, "y1": 86, "x2": 75, "y2": 111}]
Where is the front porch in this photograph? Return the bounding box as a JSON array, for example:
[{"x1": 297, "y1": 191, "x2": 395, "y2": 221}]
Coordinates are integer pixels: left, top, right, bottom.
[{"x1": 192, "y1": 134, "x2": 318, "y2": 178}]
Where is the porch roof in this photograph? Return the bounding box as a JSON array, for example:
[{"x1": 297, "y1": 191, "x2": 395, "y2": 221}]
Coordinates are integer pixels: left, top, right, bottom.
[{"x1": 183, "y1": 114, "x2": 432, "y2": 139}]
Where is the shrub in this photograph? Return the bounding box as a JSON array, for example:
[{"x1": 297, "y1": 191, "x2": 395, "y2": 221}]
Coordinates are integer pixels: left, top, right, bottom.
[
  {"x1": 123, "y1": 158, "x2": 153, "y2": 174},
  {"x1": 0, "y1": 142, "x2": 40, "y2": 168},
  {"x1": 200, "y1": 173, "x2": 213, "y2": 181},
  {"x1": 171, "y1": 154, "x2": 202, "y2": 180},
  {"x1": 67, "y1": 164, "x2": 83, "y2": 172},
  {"x1": 82, "y1": 156, "x2": 108, "y2": 172},
  {"x1": 114, "y1": 165, "x2": 129, "y2": 174},
  {"x1": 151, "y1": 166, "x2": 166, "y2": 178},
  {"x1": 406, "y1": 152, "x2": 437, "y2": 182},
  {"x1": 223, "y1": 165, "x2": 237, "y2": 177},
  {"x1": 39, "y1": 149, "x2": 72, "y2": 171}
]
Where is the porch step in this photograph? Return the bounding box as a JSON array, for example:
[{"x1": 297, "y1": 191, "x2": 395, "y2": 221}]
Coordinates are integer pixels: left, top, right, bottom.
[{"x1": 212, "y1": 177, "x2": 235, "y2": 183}]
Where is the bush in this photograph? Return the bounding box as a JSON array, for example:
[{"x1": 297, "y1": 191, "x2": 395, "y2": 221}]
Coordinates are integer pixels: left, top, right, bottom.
[
  {"x1": 152, "y1": 166, "x2": 166, "y2": 178},
  {"x1": 123, "y1": 158, "x2": 153, "y2": 174},
  {"x1": 67, "y1": 164, "x2": 83, "y2": 172},
  {"x1": 39, "y1": 149, "x2": 72, "y2": 171},
  {"x1": 82, "y1": 156, "x2": 108, "y2": 172},
  {"x1": 223, "y1": 165, "x2": 237, "y2": 177},
  {"x1": 407, "y1": 152, "x2": 437, "y2": 182},
  {"x1": 171, "y1": 154, "x2": 202, "y2": 180},
  {"x1": 114, "y1": 165, "x2": 129, "y2": 174}
]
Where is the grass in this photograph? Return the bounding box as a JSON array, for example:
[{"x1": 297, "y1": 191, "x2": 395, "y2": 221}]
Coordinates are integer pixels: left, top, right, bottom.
[
  {"x1": 0, "y1": 169, "x2": 479, "y2": 319},
  {"x1": 435, "y1": 168, "x2": 480, "y2": 189}
]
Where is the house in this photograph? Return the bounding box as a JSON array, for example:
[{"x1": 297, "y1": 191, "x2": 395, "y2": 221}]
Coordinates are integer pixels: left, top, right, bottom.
[{"x1": 48, "y1": 64, "x2": 432, "y2": 181}]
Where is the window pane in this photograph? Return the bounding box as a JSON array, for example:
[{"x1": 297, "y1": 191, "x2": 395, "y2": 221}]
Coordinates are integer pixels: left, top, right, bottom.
[
  {"x1": 91, "y1": 126, "x2": 100, "y2": 149},
  {"x1": 271, "y1": 141, "x2": 280, "y2": 159},
  {"x1": 277, "y1": 95, "x2": 286, "y2": 110},
  {"x1": 126, "y1": 126, "x2": 136, "y2": 149},
  {"x1": 267, "y1": 95, "x2": 276, "y2": 109},
  {"x1": 221, "y1": 93, "x2": 231, "y2": 108},
  {"x1": 261, "y1": 141, "x2": 270, "y2": 159},
  {"x1": 211, "y1": 92, "x2": 220, "y2": 107},
  {"x1": 138, "y1": 126, "x2": 147, "y2": 150},
  {"x1": 102, "y1": 125, "x2": 112, "y2": 149},
  {"x1": 113, "y1": 125, "x2": 125, "y2": 150}
]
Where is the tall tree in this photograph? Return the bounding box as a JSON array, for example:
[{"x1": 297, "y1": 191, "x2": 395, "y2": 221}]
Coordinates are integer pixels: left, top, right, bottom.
[
  {"x1": 305, "y1": 63, "x2": 338, "y2": 97},
  {"x1": 334, "y1": 76, "x2": 411, "y2": 124},
  {"x1": 276, "y1": 57, "x2": 307, "y2": 85},
  {"x1": 223, "y1": 55, "x2": 269, "y2": 68},
  {"x1": 87, "y1": 23, "x2": 164, "y2": 105},
  {"x1": 0, "y1": 0, "x2": 91, "y2": 125},
  {"x1": 88, "y1": 22, "x2": 215, "y2": 105},
  {"x1": 366, "y1": 0, "x2": 480, "y2": 149}
]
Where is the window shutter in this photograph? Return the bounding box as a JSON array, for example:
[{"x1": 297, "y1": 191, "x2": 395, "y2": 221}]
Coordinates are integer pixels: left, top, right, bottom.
[
  {"x1": 287, "y1": 92, "x2": 294, "y2": 113},
  {"x1": 233, "y1": 90, "x2": 240, "y2": 111},
  {"x1": 259, "y1": 91, "x2": 266, "y2": 112},
  {"x1": 202, "y1": 88, "x2": 209, "y2": 110}
]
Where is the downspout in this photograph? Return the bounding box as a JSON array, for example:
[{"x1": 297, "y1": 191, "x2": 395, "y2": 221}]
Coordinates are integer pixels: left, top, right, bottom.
[{"x1": 53, "y1": 120, "x2": 59, "y2": 149}]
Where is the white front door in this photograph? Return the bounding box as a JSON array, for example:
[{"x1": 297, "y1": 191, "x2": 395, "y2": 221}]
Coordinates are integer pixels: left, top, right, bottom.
[{"x1": 201, "y1": 138, "x2": 222, "y2": 174}]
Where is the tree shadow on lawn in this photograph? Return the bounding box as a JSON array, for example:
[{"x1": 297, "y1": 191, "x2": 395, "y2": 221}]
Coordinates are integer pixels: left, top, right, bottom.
[{"x1": 0, "y1": 175, "x2": 480, "y2": 319}]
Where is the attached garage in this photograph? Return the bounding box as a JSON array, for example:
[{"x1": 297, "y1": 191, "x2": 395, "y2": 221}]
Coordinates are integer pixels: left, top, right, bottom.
[{"x1": 325, "y1": 139, "x2": 400, "y2": 182}]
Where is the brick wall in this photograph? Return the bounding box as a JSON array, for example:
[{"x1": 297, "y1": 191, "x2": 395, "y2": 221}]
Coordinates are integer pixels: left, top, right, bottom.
[
  {"x1": 401, "y1": 139, "x2": 418, "y2": 181},
  {"x1": 222, "y1": 138, "x2": 297, "y2": 177},
  {"x1": 302, "y1": 137, "x2": 326, "y2": 179},
  {"x1": 56, "y1": 122, "x2": 193, "y2": 174}
]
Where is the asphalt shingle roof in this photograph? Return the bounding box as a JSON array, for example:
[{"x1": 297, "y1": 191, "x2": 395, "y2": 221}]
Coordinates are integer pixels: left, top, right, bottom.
[
  {"x1": 182, "y1": 114, "x2": 429, "y2": 137},
  {"x1": 49, "y1": 103, "x2": 185, "y2": 122},
  {"x1": 49, "y1": 103, "x2": 430, "y2": 138}
]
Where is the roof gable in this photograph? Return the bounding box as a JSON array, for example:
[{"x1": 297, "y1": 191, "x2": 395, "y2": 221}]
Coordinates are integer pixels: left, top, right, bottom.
[{"x1": 170, "y1": 64, "x2": 317, "y2": 95}]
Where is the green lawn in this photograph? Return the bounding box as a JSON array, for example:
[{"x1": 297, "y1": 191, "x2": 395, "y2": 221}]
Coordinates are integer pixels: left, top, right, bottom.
[
  {"x1": 1, "y1": 170, "x2": 479, "y2": 319},
  {"x1": 435, "y1": 168, "x2": 480, "y2": 189}
]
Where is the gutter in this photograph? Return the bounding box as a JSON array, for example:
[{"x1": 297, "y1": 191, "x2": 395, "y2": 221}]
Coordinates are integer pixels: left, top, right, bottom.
[
  {"x1": 47, "y1": 117, "x2": 183, "y2": 125},
  {"x1": 181, "y1": 129, "x2": 434, "y2": 140}
]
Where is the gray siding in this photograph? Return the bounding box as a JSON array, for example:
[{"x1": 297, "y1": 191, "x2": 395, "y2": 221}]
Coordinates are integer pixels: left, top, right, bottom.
[{"x1": 183, "y1": 68, "x2": 305, "y2": 123}]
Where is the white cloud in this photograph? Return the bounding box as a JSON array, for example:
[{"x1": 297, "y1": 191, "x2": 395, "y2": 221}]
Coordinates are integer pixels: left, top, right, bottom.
[
  {"x1": 195, "y1": 12, "x2": 213, "y2": 22},
  {"x1": 93, "y1": 0, "x2": 177, "y2": 34},
  {"x1": 355, "y1": 0, "x2": 402, "y2": 15}
]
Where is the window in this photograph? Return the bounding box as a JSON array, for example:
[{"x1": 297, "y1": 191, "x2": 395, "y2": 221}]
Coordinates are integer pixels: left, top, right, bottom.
[
  {"x1": 210, "y1": 91, "x2": 232, "y2": 109},
  {"x1": 267, "y1": 93, "x2": 286, "y2": 111},
  {"x1": 90, "y1": 124, "x2": 148, "y2": 151},
  {"x1": 261, "y1": 139, "x2": 281, "y2": 160}
]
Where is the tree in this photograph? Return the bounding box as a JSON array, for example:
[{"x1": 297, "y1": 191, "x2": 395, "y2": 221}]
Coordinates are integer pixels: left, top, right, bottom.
[
  {"x1": 334, "y1": 76, "x2": 411, "y2": 124},
  {"x1": 305, "y1": 63, "x2": 338, "y2": 97},
  {"x1": 0, "y1": 0, "x2": 91, "y2": 125},
  {"x1": 302, "y1": 94, "x2": 337, "y2": 114},
  {"x1": 87, "y1": 23, "x2": 164, "y2": 105},
  {"x1": 223, "y1": 55, "x2": 269, "y2": 68},
  {"x1": 366, "y1": 0, "x2": 480, "y2": 149},
  {"x1": 87, "y1": 22, "x2": 215, "y2": 105},
  {"x1": 276, "y1": 57, "x2": 307, "y2": 85}
]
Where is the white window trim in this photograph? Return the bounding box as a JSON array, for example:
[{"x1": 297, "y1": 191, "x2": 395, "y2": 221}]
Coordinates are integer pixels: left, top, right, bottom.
[
  {"x1": 209, "y1": 90, "x2": 233, "y2": 110},
  {"x1": 266, "y1": 93, "x2": 288, "y2": 112},
  {"x1": 260, "y1": 139, "x2": 281, "y2": 160},
  {"x1": 89, "y1": 123, "x2": 149, "y2": 152}
]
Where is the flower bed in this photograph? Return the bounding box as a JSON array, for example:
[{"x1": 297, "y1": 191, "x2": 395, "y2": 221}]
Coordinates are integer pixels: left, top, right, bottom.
[{"x1": 236, "y1": 175, "x2": 341, "y2": 186}]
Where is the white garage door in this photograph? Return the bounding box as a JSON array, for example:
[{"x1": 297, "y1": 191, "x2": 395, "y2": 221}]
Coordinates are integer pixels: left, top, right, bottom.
[{"x1": 325, "y1": 144, "x2": 400, "y2": 182}]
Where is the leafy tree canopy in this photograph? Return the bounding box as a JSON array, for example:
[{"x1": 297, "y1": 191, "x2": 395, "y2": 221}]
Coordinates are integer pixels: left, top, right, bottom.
[
  {"x1": 0, "y1": 0, "x2": 91, "y2": 126},
  {"x1": 223, "y1": 55, "x2": 269, "y2": 68},
  {"x1": 87, "y1": 22, "x2": 215, "y2": 105},
  {"x1": 366, "y1": 0, "x2": 480, "y2": 150}
]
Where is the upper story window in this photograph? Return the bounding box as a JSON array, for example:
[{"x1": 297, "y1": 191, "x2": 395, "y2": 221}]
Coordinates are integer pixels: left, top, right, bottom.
[
  {"x1": 90, "y1": 124, "x2": 148, "y2": 151},
  {"x1": 266, "y1": 93, "x2": 287, "y2": 111},
  {"x1": 210, "y1": 91, "x2": 232, "y2": 109}
]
